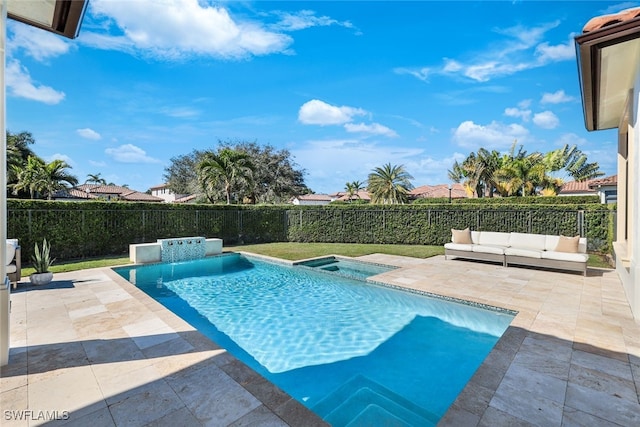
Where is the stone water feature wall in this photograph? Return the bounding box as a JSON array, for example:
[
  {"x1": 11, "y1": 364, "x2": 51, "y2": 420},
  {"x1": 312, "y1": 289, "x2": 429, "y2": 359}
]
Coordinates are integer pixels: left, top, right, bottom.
[
  {"x1": 160, "y1": 237, "x2": 206, "y2": 262},
  {"x1": 129, "y1": 237, "x2": 223, "y2": 264}
]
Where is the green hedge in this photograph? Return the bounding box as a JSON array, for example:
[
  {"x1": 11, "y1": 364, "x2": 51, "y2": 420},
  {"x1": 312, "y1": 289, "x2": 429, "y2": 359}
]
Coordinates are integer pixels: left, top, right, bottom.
[
  {"x1": 7, "y1": 200, "x2": 289, "y2": 261},
  {"x1": 7, "y1": 199, "x2": 615, "y2": 263},
  {"x1": 285, "y1": 204, "x2": 615, "y2": 252}
]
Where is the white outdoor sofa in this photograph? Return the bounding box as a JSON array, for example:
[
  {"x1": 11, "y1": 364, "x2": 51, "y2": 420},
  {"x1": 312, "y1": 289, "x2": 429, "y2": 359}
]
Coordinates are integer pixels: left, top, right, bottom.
[
  {"x1": 6, "y1": 239, "x2": 21, "y2": 287},
  {"x1": 444, "y1": 229, "x2": 588, "y2": 276}
]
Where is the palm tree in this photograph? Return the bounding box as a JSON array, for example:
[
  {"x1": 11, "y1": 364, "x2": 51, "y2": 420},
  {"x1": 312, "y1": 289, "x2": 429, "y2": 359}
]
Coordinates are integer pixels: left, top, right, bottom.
[
  {"x1": 494, "y1": 145, "x2": 547, "y2": 196},
  {"x1": 344, "y1": 180, "x2": 365, "y2": 202},
  {"x1": 10, "y1": 156, "x2": 45, "y2": 199},
  {"x1": 449, "y1": 148, "x2": 503, "y2": 198},
  {"x1": 7, "y1": 131, "x2": 36, "y2": 186},
  {"x1": 367, "y1": 163, "x2": 414, "y2": 204},
  {"x1": 85, "y1": 173, "x2": 107, "y2": 185},
  {"x1": 40, "y1": 159, "x2": 79, "y2": 199},
  {"x1": 10, "y1": 156, "x2": 78, "y2": 199},
  {"x1": 197, "y1": 148, "x2": 254, "y2": 204}
]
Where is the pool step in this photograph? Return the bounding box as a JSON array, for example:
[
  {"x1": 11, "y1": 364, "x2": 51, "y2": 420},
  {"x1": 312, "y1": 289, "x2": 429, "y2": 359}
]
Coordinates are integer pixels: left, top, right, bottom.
[{"x1": 312, "y1": 375, "x2": 439, "y2": 427}]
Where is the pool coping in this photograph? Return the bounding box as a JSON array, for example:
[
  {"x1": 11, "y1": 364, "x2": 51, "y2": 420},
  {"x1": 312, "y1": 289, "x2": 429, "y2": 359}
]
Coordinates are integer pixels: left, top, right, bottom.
[{"x1": 4, "y1": 253, "x2": 640, "y2": 426}]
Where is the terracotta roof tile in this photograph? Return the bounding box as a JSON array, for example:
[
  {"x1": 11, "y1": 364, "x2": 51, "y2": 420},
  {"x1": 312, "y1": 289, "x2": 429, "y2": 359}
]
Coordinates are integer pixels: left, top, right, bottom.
[
  {"x1": 336, "y1": 191, "x2": 371, "y2": 201},
  {"x1": 588, "y1": 174, "x2": 617, "y2": 188},
  {"x1": 295, "y1": 194, "x2": 332, "y2": 201},
  {"x1": 559, "y1": 175, "x2": 617, "y2": 194},
  {"x1": 410, "y1": 183, "x2": 466, "y2": 199},
  {"x1": 583, "y1": 7, "x2": 640, "y2": 33}
]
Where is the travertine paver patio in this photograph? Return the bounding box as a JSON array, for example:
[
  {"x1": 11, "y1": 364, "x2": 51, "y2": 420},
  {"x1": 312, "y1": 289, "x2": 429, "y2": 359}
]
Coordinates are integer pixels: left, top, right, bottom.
[
  {"x1": 1, "y1": 267, "x2": 326, "y2": 427},
  {"x1": 361, "y1": 254, "x2": 640, "y2": 426},
  {"x1": 1, "y1": 254, "x2": 640, "y2": 426}
]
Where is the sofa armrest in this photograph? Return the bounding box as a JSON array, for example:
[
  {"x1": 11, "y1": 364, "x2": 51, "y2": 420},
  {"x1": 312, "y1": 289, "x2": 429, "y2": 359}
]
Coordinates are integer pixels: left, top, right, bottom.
[{"x1": 8, "y1": 246, "x2": 21, "y2": 285}]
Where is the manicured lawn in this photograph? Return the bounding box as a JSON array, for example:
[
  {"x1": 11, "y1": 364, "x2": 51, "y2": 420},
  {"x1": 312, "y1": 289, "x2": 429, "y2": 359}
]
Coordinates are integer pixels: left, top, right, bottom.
[
  {"x1": 21, "y1": 255, "x2": 131, "y2": 276},
  {"x1": 225, "y1": 242, "x2": 445, "y2": 260},
  {"x1": 19, "y1": 243, "x2": 612, "y2": 275}
]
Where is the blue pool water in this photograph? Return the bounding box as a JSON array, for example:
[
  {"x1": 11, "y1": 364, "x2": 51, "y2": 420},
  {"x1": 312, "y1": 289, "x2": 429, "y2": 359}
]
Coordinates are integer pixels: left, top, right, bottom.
[
  {"x1": 295, "y1": 256, "x2": 397, "y2": 280},
  {"x1": 114, "y1": 254, "x2": 514, "y2": 426}
]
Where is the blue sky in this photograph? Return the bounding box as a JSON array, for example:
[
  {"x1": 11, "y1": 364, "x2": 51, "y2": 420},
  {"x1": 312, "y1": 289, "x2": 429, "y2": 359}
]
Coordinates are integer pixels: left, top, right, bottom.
[{"x1": 6, "y1": 0, "x2": 629, "y2": 195}]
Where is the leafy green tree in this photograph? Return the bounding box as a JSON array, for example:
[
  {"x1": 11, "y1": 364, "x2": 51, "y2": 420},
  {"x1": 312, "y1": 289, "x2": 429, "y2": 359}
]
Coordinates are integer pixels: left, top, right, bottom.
[
  {"x1": 220, "y1": 141, "x2": 310, "y2": 203},
  {"x1": 164, "y1": 141, "x2": 310, "y2": 203},
  {"x1": 367, "y1": 163, "x2": 414, "y2": 204},
  {"x1": 7, "y1": 131, "x2": 36, "y2": 187},
  {"x1": 164, "y1": 149, "x2": 206, "y2": 195},
  {"x1": 197, "y1": 148, "x2": 254, "y2": 204}
]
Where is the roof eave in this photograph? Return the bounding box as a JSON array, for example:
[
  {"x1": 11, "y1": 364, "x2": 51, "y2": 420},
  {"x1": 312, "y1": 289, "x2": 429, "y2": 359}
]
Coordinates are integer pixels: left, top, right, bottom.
[{"x1": 575, "y1": 17, "x2": 640, "y2": 131}]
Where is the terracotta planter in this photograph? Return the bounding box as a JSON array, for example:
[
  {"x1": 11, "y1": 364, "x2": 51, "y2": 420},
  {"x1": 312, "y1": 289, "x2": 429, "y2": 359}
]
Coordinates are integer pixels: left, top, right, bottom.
[{"x1": 30, "y1": 272, "x2": 53, "y2": 286}]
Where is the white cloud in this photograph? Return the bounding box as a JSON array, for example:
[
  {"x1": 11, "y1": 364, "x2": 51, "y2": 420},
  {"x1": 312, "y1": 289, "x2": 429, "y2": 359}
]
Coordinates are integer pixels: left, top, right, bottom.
[
  {"x1": 291, "y1": 139, "x2": 423, "y2": 193},
  {"x1": 86, "y1": 0, "x2": 292, "y2": 60},
  {"x1": 399, "y1": 22, "x2": 574, "y2": 83},
  {"x1": 5, "y1": 60, "x2": 65, "y2": 104},
  {"x1": 535, "y1": 35, "x2": 575, "y2": 62},
  {"x1": 89, "y1": 160, "x2": 108, "y2": 167},
  {"x1": 518, "y1": 99, "x2": 532, "y2": 109},
  {"x1": 555, "y1": 132, "x2": 588, "y2": 147},
  {"x1": 504, "y1": 107, "x2": 531, "y2": 121},
  {"x1": 271, "y1": 10, "x2": 354, "y2": 32},
  {"x1": 298, "y1": 99, "x2": 366, "y2": 125},
  {"x1": 48, "y1": 154, "x2": 75, "y2": 167},
  {"x1": 344, "y1": 122, "x2": 398, "y2": 138},
  {"x1": 540, "y1": 90, "x2": 574, "y2": 104},
  {"x1": 443, "y1": 58, "x2": 463, "y2": 73},
  {"x1": 105, "y1": 144, "x2": 161, "y2": 163},
  {"x1": 393, "y1": 67, "x2": 430, "y2": 82},
  {"x1": 77, "y1": 128, "x2": 102, "y2": 140},
  {"x1": 8, "y1": 23, "x2": 71, "y2": 61},
  {"x1": 451, "y1": 120, "x2": 529, "y2": 150},
  {"x1": 532, "y1": 111, "x2": 560, "y2": 129}
]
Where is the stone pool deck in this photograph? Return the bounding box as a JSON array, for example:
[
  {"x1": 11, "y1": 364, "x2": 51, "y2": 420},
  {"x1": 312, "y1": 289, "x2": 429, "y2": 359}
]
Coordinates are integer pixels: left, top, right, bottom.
[{"x1": 2, "y1": 254, "x2": 640, "y2": 426}]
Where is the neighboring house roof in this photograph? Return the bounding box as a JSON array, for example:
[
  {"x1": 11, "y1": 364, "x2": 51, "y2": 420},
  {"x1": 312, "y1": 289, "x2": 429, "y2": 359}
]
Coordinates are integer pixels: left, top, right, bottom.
[
  {"x1": 335, "y1": 191, "x2": 371, "y2": 202},
  {"x1": 54, "y1": 188, "x2": 98, "y2": 200},
  {"x1": 410, "y1": 183, "x2": 467, "y2": 199},
  {"x1": 294, "y1": 194, "x2": 333, "y2": 202},
  {"x1": 120, "y1": 190, "x2": 164, "y2": 202},
  {"x1": 575, "y1": 7, "x2": 640, "y2": 130},
  {"x1": 174, "y1": 194, "x2": 198, "y2": 203},
  {"x1": 588, "y1": 175, "x2": 618, "y2": 189},
  {"x1": 149, "y1": 183, "x2": 169, "y2": 191},
  {"x1": 56, "y1": 184, "x2": 163, "y2": 202},
  {"x1": 558, "y1": 175, "x2": 617, "y2": 195}
]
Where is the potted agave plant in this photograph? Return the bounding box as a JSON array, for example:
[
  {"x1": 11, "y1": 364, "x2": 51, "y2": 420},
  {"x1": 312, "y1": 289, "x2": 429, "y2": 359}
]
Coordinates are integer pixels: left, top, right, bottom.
[{"x1": 30, "y1": 238, "x2": 54, "y2": 285}]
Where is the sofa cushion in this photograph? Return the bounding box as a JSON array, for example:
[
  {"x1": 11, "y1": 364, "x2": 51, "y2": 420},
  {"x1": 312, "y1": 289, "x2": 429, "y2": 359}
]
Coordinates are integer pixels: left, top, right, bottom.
[
  {"x1": 472, "y1": 245, "x2": 506, "y2": 255},
  {"x1": 451, "y1": 228, "x2": 472, "y2": 244},
  {"x1": 477, "y1": 231, "x2": 510, "y2": 247},
  {"x1": 508, "y1": 232, "x2": 546, "y2": 251},
  {"x1": 542, "y1": 251, "x2": 589, "y2": 263},
  {"x1": 6, "y1": 264, "x2": 16, "y2": 274},
  {"x1": 445, "y1": 242, "x2": 474, "y2": 251},
  {"x1": 6, "y1": 242, "x2": 16, "y2": 266},
  {"x1": 504, "y1": 247, "x2": 543, "y2": 258},
  {"x1": 555, "y1": 235, "x2": 580, "y2": 253}
]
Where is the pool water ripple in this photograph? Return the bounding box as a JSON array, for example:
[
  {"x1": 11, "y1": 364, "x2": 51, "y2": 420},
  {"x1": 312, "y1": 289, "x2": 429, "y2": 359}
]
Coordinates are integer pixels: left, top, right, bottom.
[{"x1": 115, "y1": 253, "x2": 514, "y2": 422}]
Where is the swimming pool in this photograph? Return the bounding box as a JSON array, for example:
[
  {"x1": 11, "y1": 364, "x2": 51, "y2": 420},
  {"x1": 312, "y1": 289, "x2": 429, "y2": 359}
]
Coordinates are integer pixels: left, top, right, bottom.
[
  {"x1": 295, "y1": 256, "x2": 397, "y2": 280},
  {"x1": 114, "y1": 253, "x2": 514, "y2": 426}
]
